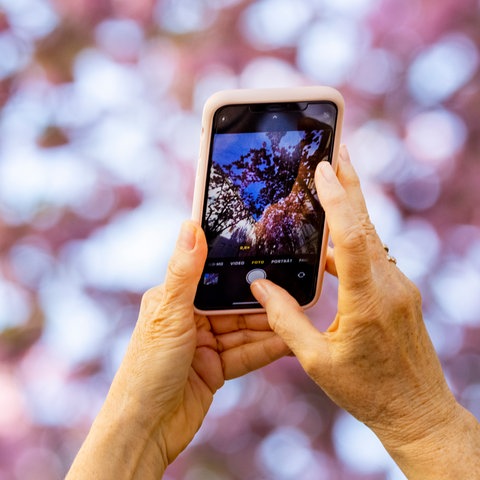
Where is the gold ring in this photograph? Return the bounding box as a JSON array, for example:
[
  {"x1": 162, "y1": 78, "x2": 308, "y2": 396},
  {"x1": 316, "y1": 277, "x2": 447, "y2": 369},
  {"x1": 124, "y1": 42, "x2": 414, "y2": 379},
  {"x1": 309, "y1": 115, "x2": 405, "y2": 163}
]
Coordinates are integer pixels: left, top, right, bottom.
[{"x1": 383, "y1": 244, "x2": 397, "y2": 264}]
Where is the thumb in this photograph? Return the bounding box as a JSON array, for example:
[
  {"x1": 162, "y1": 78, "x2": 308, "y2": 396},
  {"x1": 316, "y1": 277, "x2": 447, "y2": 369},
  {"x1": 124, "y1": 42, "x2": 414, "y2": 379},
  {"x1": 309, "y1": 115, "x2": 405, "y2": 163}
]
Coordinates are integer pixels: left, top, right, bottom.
[
  {"x1": 163, "y1": 220, "x2": 208, "y2": 307},
  {"x1": 140, "y1": 221, "x2": 207, "y2": 324},
  {"x1": 250, "y1": 279, "x2": 328, "y2": 368}
]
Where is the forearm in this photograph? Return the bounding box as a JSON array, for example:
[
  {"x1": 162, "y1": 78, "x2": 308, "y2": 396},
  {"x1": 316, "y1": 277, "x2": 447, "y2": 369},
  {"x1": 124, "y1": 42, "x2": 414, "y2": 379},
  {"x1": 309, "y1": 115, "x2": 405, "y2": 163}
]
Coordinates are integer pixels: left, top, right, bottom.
[
  {"x1": 66, "y1": 398, "x2": 166, "y2": 480},
  {"x1": 379, "y1": 402, "x2": 480, "y2": 479}
]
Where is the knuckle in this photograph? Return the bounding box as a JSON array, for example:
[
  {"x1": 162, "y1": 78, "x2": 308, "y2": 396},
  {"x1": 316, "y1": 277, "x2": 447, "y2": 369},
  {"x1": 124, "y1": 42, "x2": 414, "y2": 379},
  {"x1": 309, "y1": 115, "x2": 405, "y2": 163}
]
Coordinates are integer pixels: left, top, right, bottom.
[
  {"x1": 388, "y1": 276, "x2": 423, "y2": 319},
  {"x1": 357, "y1": 212, "x2": 375, "y2": 232},
  {"x1": 167, "y1": 255, "x2": 189, "y2": 281},
  {"x1": 409, "y1": 280, "x2": 422, "y2": 304},
  {"x1": 406, "y1": 280, "x2": 423, "y2": 312},
  {"x1": 140, "y1": 285, "x2": 164, "y2": 310},
  {"x1": 341, "y1": 223, "x2": 368, "y2": 252},
  {"x1": 142, "y1": 285, "x2": 162, "y2": 300},
  {"x1": 340, "y1": 213, "x2": 377, "y2": 253}
]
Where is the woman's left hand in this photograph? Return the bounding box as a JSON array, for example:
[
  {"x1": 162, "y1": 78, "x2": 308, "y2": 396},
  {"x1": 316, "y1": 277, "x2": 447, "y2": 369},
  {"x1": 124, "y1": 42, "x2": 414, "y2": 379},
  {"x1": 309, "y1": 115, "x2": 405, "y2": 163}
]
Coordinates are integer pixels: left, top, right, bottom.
[{"x1": 67, "y1": 221, "x2": 289, "y2": 480}]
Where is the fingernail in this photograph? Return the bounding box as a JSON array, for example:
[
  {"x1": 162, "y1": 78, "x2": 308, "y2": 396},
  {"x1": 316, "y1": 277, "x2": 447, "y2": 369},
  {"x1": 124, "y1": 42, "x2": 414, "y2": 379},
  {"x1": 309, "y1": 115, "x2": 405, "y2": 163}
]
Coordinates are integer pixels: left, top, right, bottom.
[
  {"x1": 339, "y1": 144, "x2": 350, "y2": 164},
  {"x1": 317, "y1": 161, "x2": 337, "y2": 183},
  {"x1": 177, "y1": 221, "x2": 197, "y2": 251},
  {"x1": 250, "y1": 279, "x2": 269, "y2": 305}
]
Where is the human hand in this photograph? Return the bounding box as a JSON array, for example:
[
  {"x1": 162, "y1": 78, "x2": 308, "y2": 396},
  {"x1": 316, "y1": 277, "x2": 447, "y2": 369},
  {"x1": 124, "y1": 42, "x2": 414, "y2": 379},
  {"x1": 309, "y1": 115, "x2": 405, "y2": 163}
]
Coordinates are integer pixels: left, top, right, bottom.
[
  {"x1": 251, "y1": 146, "x2": 480, "y2": 479},
  {"x1": 67, "y1": 221, "x2": 289, "y2": 480}
]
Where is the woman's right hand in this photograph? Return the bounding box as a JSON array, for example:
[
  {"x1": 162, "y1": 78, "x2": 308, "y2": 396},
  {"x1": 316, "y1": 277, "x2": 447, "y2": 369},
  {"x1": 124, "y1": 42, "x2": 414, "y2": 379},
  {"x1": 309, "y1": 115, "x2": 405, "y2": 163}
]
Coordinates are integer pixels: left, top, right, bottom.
[{"x1": 251, "y1": 146, "x2": 480, "y2": 479}]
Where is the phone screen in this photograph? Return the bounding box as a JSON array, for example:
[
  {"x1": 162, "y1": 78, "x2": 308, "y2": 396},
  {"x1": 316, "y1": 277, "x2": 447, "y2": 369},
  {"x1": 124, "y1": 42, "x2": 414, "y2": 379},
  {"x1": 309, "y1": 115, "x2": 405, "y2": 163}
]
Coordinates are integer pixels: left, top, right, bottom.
[{"x1": 194, "y1": 101, "x2": 338, "y2": 311}]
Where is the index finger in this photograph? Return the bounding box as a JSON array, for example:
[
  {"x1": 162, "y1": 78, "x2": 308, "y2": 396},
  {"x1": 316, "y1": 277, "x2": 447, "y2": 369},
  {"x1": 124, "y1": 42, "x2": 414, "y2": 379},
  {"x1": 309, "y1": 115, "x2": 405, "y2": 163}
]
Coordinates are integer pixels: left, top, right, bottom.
[
  {"x1": 315, "y1": 159, "x2": 372, "y2": 290},
  {"x1": 335, "y1": 146, "x2": 386, "y2": 257},
  {"x1": 208, "y1": 313, "x2": 272, "y2": 335}
]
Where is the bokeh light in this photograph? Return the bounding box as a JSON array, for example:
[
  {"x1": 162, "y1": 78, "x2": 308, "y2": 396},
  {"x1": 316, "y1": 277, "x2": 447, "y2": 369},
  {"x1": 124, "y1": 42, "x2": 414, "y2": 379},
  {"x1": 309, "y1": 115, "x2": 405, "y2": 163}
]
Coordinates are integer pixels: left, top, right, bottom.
[{"x1": 0, "y1": 0, "x2": 479, "y2": 478}]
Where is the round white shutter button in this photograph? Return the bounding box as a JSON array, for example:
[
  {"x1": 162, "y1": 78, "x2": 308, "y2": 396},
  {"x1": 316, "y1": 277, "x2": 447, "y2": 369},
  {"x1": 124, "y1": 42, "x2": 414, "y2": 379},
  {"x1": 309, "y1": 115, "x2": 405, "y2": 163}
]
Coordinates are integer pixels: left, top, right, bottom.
[{"x1": 246, "y1": 268, "x2": 267, "y2": 284}]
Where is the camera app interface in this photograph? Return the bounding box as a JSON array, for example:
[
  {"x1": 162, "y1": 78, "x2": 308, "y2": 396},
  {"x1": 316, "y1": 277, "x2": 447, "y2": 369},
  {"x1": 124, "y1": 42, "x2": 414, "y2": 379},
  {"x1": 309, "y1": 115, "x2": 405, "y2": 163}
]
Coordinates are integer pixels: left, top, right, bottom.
[{"x1": 195, "y1": 102, "x2": 337, "y2": 311}]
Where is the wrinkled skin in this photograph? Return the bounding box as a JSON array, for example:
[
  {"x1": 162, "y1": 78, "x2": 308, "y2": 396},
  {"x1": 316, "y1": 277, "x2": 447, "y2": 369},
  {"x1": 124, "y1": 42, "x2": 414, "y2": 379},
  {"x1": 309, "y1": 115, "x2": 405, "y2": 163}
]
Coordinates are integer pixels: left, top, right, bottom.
[
  {"x1": 251, "y1": 146, "x2": 480, "y2": 479},
  {"x1": 66, "y1": 221, "x2": 289, "y2": 479},
  {"x1": 67, "y1": 146, "x2": 480, "y2": 480}
]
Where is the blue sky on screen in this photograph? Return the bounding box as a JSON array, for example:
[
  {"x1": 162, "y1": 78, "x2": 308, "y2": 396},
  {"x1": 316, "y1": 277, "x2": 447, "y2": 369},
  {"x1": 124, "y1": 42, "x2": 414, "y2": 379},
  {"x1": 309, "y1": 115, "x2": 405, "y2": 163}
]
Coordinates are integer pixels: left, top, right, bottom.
[
  {"x1": 211, "y1": 130, "x2": 309, "y2": 219},
  {"x1": 212, "y1": 130, "x2": 306, "y2": 168}
]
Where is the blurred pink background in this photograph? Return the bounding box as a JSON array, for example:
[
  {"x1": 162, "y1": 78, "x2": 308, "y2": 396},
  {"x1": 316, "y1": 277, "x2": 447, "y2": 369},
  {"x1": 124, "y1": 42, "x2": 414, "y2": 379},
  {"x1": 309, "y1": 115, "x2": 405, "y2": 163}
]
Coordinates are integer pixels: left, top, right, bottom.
[{"x1": 0, "y1": 0, "x2": 479, "y2": 478}]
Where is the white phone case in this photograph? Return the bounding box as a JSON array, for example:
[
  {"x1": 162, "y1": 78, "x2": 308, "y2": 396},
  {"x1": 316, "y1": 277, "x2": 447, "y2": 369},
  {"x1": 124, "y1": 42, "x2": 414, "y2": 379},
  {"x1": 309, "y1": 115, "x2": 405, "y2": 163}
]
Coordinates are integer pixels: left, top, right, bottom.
[{"x1": 192, "y1": 86, "x2": 344, "y2": 315}]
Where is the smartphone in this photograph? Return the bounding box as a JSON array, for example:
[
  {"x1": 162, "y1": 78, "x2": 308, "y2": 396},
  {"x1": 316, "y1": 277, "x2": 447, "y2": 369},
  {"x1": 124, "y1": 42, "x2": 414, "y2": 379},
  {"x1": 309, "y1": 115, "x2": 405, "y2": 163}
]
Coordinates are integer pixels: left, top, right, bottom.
[{"x1": 192, "y1": 86, "x2": 344, "y2": 315}]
